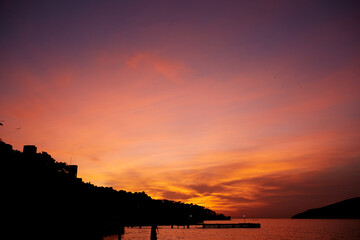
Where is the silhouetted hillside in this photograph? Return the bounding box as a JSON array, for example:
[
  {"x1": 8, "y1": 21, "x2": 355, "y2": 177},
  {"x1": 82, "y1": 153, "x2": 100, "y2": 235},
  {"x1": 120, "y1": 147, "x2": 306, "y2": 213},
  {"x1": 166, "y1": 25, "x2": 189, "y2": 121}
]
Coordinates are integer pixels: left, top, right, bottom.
[
  {"x1": 292, "y1": 197, "x2": 360, "y2": 219},
  {"x1": 1, "y1": 140, "x2": 229, "y2": 239}
]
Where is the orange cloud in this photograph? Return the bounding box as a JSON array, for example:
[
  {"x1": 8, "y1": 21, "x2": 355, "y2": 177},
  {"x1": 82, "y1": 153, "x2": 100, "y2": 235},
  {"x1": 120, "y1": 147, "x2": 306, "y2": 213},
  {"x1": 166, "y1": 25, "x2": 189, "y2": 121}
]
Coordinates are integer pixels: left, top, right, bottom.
[
  {"x1": 1, "y1": 41, "x2": 359, "y2": 219},
  {"x1": 126, "y1": 53, "x2": 189, "y2": 83}
]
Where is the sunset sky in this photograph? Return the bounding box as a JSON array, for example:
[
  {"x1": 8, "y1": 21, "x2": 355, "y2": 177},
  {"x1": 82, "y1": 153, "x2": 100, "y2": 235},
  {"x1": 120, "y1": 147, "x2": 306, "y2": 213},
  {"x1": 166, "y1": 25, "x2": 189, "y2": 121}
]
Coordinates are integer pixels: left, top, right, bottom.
[{"x1": 1, "y1": 0, "x2": 360, "y2": 218}]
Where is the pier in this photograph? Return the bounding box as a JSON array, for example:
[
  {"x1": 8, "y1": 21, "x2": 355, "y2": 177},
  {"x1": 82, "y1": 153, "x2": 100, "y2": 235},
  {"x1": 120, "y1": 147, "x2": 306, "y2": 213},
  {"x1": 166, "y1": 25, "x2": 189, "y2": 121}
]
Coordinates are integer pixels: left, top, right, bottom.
[
  {"x1": 202, "y1": 223, "x2": 261, "y2": 228},
  {"x1": 125, "y1": 222, "x2": 261, "y2": 229}
]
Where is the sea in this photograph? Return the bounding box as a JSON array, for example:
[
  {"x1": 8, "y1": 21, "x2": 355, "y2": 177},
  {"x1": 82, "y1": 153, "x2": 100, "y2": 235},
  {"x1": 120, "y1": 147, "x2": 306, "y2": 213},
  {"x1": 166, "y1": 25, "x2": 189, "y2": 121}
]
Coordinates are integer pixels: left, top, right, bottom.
[{"x1": 103, "y1": 218, "x2": 360, "y2": 240}]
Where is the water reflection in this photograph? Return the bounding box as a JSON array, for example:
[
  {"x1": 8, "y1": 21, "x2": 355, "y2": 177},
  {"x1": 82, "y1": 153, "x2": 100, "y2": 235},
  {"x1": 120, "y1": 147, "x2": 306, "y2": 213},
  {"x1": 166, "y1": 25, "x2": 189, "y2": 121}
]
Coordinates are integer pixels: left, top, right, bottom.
[{"x1": 102, "y1": 219, "x2": 360, "y2": 240}]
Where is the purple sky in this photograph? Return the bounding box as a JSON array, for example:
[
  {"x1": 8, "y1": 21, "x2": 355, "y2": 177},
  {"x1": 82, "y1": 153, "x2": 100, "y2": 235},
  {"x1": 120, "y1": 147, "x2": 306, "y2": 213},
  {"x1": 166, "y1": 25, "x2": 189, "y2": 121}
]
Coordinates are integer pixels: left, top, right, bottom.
[{"x1": 1, "y1": 0, "x2": 360, "y2": 217}]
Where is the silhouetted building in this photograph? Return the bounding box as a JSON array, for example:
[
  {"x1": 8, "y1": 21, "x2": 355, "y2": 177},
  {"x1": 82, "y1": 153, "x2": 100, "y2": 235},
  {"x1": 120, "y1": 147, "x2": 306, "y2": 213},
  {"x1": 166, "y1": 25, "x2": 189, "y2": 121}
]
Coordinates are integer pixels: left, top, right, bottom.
[
  {"x1": 67, "y1": 165, "x2": 78, "y2": 178},
  {"x1": 23, "y1": 145, "x2": 37, "y2": 157}
]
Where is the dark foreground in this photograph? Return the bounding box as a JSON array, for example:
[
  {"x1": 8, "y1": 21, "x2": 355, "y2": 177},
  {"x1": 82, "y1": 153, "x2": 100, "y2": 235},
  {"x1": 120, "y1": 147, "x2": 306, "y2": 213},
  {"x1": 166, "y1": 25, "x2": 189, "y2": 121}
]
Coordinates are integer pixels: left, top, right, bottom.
[{"x1": 1, "y1": 141, "x2": 229, "y2": 239}]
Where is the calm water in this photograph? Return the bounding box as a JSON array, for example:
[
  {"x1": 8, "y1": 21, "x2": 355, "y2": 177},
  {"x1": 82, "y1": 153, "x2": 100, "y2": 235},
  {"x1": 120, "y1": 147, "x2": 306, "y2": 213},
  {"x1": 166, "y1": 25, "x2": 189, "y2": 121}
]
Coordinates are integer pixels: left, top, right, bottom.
[{"x1": 103, "y1": 219, "x2": 360, "y2": 240}]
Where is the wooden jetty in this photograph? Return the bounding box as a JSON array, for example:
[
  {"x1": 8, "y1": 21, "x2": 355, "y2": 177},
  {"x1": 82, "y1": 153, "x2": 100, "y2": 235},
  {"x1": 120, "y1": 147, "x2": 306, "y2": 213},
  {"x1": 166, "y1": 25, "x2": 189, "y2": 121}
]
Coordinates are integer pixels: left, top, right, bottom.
[
  {"x1": 125, "y1": 222, "x2": 261, "y2": 229},
  {"x1": 202, "y1": 223, "x2": 261, "y2": 228}
]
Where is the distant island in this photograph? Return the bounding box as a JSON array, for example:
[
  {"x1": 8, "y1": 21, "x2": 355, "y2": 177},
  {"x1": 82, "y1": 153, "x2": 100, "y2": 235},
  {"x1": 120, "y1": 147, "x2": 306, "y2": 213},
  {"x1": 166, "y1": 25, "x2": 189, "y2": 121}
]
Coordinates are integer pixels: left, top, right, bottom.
[
  {"x1": 292, "y1": 197, "x2": 360, "y2": 219},
  {"x1": 1, "y1": 140, "x2": 229, "y2": 239}
]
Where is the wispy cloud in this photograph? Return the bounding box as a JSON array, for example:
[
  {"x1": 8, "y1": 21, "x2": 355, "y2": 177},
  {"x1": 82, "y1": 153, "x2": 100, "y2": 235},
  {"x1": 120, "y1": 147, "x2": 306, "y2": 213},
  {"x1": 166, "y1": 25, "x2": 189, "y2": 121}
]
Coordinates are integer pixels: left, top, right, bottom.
[{"x1": 1, "y1": 0, "x2": 359, "y2": 218}]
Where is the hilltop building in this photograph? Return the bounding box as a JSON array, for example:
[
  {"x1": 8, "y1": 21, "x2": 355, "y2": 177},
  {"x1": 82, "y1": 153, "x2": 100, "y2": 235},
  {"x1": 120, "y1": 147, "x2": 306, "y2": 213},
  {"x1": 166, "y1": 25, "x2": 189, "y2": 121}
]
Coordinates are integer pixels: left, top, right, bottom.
[
  {"x1": 22, "y1": 144, "x2": 78, "y2": 178},
  {"x1": 23, "y1": 145, "x2": 37, "y2": 157},
  {"x1": 67, "y1": 165, "x2": 78, "y2": 178}
]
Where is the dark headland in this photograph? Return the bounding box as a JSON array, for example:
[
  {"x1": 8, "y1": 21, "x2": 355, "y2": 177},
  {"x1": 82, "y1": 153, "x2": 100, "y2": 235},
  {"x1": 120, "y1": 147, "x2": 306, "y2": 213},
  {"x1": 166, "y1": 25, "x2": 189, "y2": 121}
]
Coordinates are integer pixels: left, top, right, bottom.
[
  {"x1": 292, "y1": 197, "x2": 360, "y2": 219},
  {"x1": 1, "y1": 140, "x2": 229, "y2": 239}
]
